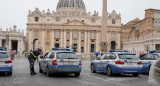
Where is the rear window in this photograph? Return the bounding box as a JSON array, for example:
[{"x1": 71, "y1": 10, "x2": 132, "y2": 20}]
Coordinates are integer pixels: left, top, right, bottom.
[
  {"x1": 0, "y1": 52, "x2": 9, "y2": 58},
  {"x1": 57, "y1": 52, "x2": 78, "y2": 59},
  {"x1": 118, "y1": 54, "x2": 138, "y2": 59}
]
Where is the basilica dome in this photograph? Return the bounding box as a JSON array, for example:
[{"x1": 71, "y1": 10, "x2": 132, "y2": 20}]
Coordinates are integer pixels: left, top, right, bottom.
[{"x1": 57, "y1": 0, "x2": 86, "y2": 11}]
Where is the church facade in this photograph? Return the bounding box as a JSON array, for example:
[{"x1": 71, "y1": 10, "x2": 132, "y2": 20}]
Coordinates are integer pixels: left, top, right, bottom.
[{"x1": 27, "y1": 0, "x2": 122, "y2": 53}]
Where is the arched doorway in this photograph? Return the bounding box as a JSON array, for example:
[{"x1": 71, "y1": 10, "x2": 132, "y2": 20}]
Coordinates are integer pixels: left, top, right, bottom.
[
  {"x1": 111, "y1": 41, "x2": 116, "y2": 50},
  {"x1": 55, "y1": 43, "x2": 60, "y2": 48},
  {"x1": 90, "y1": 44, "x2": 95, "y2": 52}
]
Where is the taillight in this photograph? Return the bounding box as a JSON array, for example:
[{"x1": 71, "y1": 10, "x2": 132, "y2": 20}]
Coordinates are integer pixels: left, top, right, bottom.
[
  {"x1": 79, "y1": 60, "x2": 82, "y2": 65},
  {"x1": 5, "y1": 60, "x2": 12, "y2": 64},
  {"x1": 137, "y1": 61, "x2": 142, "y2": 65},
  {"x1": 115, "y1": 60, "x2": 124, "y2": 65},
  {"x1": 52, "y1": 60, "x2": 57, "y2": 65}
]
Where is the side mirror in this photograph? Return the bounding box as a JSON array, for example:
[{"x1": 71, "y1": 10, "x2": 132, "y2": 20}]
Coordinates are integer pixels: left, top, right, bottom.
[{"x1": 40, "y1": 56, "x2": 44, "y2": 59}]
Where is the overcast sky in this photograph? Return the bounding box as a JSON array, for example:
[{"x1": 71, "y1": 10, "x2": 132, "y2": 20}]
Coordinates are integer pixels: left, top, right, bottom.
[{"x1": 0, "y1": 0, "x2": 160, "y2": 33}]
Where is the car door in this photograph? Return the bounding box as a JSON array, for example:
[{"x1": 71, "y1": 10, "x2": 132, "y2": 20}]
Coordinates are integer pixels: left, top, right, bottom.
[
  {"x1": 94, "y1": 54, "x2": 106, "y2": 72},
  {"x1": 99, "y1": 53, "x2": 111, "y2": 73},
  {"x1": 41, "y1": 52, "x2": 49, "y2": 71},
  {"x1": 141, "y1": 54, "x2": 153, "y2": 72}
]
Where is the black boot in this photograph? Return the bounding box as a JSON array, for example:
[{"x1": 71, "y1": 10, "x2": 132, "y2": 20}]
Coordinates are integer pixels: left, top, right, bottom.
[
  {"x1": 30, "y1": 68, "x2": 35, "y2": 75},
  {"x1": 30, "y1": 67, "x2": 37, "y2": 75},
  {"x1": 32, "y1": 67, "x2": 37, "y2": 74}
]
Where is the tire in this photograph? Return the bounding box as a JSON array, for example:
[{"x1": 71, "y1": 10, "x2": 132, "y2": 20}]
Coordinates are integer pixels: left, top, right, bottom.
[
  {"x1": 91, "y1": 64, "x2": 96, "y2": 73},
  {"x1": 74, "y1": 72, "x2": 80, "y2": 77},
  {"x1": 106, "y1": 66, "x2": 112, "y2": 76},
  {"x1": 46, "y1": 67, "x2": 51, "y2": 77},
  {"x1": 133, "y1": 73, "x2": 139, "y2": 77},
  {"x1": 39, "y1": 64, "x2": 43, "y2": 73},
  {"x1": 8, "y1": 72, "x2": 12, "y2": 76}
]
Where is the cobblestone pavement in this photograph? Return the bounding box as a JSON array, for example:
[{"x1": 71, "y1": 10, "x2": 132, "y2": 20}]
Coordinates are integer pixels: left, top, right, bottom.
[{"x1": 0, "y1": 58, "x2": 158, "y2": 86}]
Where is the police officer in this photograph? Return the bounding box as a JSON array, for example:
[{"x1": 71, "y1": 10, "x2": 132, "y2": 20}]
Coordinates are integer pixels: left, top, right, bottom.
[{"x1": 27, "y1": 49, "x2": 42, "y2": 75}]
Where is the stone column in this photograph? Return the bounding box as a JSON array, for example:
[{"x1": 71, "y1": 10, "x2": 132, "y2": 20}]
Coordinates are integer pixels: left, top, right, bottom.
[
  {"x1": 9, "y1": 39, "x2": 11, "y2": 51},
  {"x1": 28, "y1": 29, "x2": 33, "y2": 52},
  {"x1": 96, "y1": 31, "x2": 99, "y2": 52},
  {"x1": 18, "y1": 40, "x2": 21, "y2": 52},
  {"x1": 84, "y1": 31, "x2": 87, "y2": 53},
  {"x1": 21, "y1": 38, "x2": 24, "y2": 52},
  {"x1": 64, "y1": 30, "x2": 66, "y2": 48},
  {"x1": 0, "y1": 39, "x2": 2, "y2": 47},
  {"x1": 70, "y1": 31, "x2": 73, "y2": 49},
  {"x1": 60, "y1": 30, "x2": 63, "y2": 47},
  {"x1": 42, "y1": 30, "x2": 45, "y2": 52},
  {"x1": 88, "y1": 31, "x2": 90, "y2": 53},
  {"x1": 78, "y1": 31, "x2": 81, "y2": 53},
  {"x1": 117, "y1": 32, "x2": 121, "y2": 49},
  {"x1": 51, "y1": 30, "x2": 55, "y2": 48}
]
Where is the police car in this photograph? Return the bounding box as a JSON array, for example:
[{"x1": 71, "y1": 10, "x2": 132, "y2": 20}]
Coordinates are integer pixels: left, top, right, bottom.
[
  {"x1": 91, "y1": 50, "x2": 142, "y2": 77},
  {"x1": 39, "y1": 48, "x2": 82, "y2": 77},
  {"x1": 0, "y1": 48, "x2": 12, "y2": 75},
  {"x1": 140, "y1": 50, "x2": 160, "y2": 73}
]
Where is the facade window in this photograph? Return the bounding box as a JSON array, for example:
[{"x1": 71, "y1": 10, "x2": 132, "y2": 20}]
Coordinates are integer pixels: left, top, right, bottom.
[
  {"x1": 112, "y1": 33, "x2": 115, "y2": 38},
  {"x1": 73, "y1": 31, "x2": 77, "y2": 38},
  {"x1": 35, "y1": 17, "x2": 39, "y2": 22},
  {"x1": 112, "y1": 19, "x2": 116, "y2": 24},
  {"x1": 81, "y1": 32, "x2": 84, "y2": 38},
  {"x1": 35, "y1": 31, "x2": 38, "y2": 37},
  {"x1": 81, "y1": 47, "x2": 84, "y2": 53},
  {"x1": 47, "y1": 19, "x2": 50, "y2": 22},
  {"x1": 137, "y1": 35, "x2": 139, "y2": 39},
  {"x1": 91, "y1": 32, "x2": 95, "y2": 38},
  {"x1": 67, "y1": 32, "x2": 70, "y2": 39},
  {"x1": 56, "y1": 31, "x2": 60, "y2": 38}
]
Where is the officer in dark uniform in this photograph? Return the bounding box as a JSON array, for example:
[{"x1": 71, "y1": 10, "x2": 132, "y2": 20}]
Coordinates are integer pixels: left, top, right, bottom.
[{"x1": 27, "y1": 49, "x2": 42, "y2": 75}]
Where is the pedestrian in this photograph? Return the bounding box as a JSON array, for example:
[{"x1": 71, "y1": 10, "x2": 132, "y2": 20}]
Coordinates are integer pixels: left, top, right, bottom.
[
  {"x1": 27, "y1": 49, "x2": 42, "y2": 75},
  {"x1": 148, "y1": 57, "x2": 160, "y2": 85}
]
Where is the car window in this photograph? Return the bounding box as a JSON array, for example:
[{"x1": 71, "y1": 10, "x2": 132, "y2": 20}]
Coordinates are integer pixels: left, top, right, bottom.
[
  {"x1": 140, "y1": 54, "x2": 146, "y2": 60},
  {"x1": 57, "y1": 52, "x2": 78, "y2": 59},
  {"x1": 103, "y1": 54, "x2": 110, "y2": 59},
  {"x1": 145, "y1": 54, "x2": 154, "y2": 60},
  {"x1": 0, "y1": 52, "x2": 9, "y2": 58},
  {"x1": 154, "y1": 54, "x2": 159, "y2": 60},
  {"x1": 118, "y1": 54, "x2": 138, "y2": 59},
  {"x1": 49, "y1": 52, "x2": 54, "y2": 59},
  {"x1": 44, "y1": 52, "x2": 49, "y2": 58},
  {"x1": 109, "y1": 53, "x2": 116, "y2": 59},
  {"x1": 100, "y1": 54, "x2": 106, "y2": 60}
]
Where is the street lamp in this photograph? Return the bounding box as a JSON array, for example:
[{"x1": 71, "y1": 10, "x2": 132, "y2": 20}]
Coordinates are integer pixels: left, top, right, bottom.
[{"x1": 33, "y1": 38, "x2": 38, "y2": 51}]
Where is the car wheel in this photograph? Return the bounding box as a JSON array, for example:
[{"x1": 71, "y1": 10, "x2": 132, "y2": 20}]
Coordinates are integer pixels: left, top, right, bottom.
[
  {"x1": 46, "y1": 67, "x2": 51, "y2": 77},
  {"x1": 74, "y1": 72, "x2": 80, "y2": 77},
  {"x1": 91, "y1": 64, "x2": 96, "y2": 73},
  {"x1": 106, "y1": 66, "x2": 112, "y2": 76},
  {"x1": 8, "y1": 72, "x2": 12, "y2": 76},
  {"x1": 39, "y1": 65, "x2": 43, "y2": 73},
  {"x1": 133, "y1": 73, "x2": 139, "y2": 77}
]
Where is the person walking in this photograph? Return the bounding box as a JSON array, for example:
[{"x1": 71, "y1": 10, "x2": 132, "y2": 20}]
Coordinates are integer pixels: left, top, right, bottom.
[
  {"x1": 148, "y1": 57, "x2": 160, "y2": 85},
  {"x1": 27, "y1": 49, "x2": 42, "y2": 75}
]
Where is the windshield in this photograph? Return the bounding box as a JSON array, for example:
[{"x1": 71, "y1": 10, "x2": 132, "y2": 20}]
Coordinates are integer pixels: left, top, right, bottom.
[
  {"x1": 0, "y1": 52, "x2": 9, "y2": 58},
  {"x1": 118, "y1": 54, "x2": 138, "y2": 59},
  {"x1": 57, "y1": 52, "x2": 78, "y2": 59}
]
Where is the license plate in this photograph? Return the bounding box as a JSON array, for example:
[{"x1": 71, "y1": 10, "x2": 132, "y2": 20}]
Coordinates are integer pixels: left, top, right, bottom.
[
  {"x1": 63, "y1": 62, "x2": 68, "y2": 65},
  {"x1": 127, "y1": 63, "x2": 133, "y2": 65}
]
